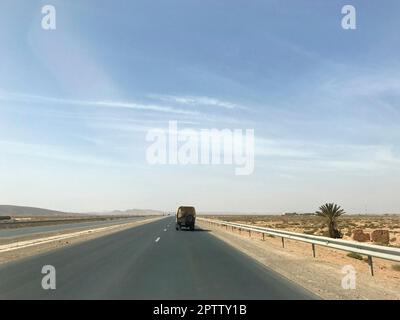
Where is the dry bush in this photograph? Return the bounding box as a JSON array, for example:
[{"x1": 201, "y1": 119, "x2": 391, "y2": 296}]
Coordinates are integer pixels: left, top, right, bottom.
[
  {"x1": 347, "y1": 252, "x2": 364, "y2": 260},
  {"x1": 391, "y1": 264, "x2": 400, "y2": 272}
]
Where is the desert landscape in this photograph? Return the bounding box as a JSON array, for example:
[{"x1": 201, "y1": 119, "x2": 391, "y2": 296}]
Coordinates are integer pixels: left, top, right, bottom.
[{"x1": 206, "y1": 214, "x2": 400, "y2": 247}]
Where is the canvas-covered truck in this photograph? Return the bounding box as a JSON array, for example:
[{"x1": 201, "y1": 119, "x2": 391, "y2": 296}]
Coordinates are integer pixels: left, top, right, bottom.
[{"x1": 175, "y1": 206, "x2": 196, "y2": 231}]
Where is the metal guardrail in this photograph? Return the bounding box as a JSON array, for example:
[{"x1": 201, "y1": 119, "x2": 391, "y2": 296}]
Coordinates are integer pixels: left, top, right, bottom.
[{"x1": 198, "y1": 217, "x2": 400, "y2": 276}]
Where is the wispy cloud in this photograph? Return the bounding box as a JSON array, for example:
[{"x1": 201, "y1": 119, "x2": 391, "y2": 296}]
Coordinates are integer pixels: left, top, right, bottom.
[
  {"x1": 0, "y1": 140, "x2": 127, "y2": 167},
  {"x1": 256, "y1": 138, "x2": 400, "y2": 173},
  {"x1": 0, "y1": 92, "x2": 255, "y2": 128},
  {"x1": 256, "y1": 138, "x2": 316, "y2": 159},
  {"x1": 320, "y1": 72, "x2": 400, "y2": 98},
  {"x1": 149, "y1": 94, "x2": 245, "y2": 110},
  {"x1": 0, "y1": 93, "x2": 199, "y2": 116}
]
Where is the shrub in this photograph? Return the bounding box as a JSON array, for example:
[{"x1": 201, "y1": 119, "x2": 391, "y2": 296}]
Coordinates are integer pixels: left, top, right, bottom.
[
  {"x1": 347, "y1": 252, "x2": 363, "y2": 260},
  {"x1": 374, "y1": 241, "x2": 389, "y2": 247},
  {"x1": 392, "y1": 264, "x2": 400, "y2": 272},
  {"x1": 322, "y1": 231, "x2": 330, "y2": 237}
]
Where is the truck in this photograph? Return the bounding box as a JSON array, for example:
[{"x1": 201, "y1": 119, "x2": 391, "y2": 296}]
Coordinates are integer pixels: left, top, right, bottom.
[{"x1": 175, "y1": 206, "x2": 196, "y2": 231}]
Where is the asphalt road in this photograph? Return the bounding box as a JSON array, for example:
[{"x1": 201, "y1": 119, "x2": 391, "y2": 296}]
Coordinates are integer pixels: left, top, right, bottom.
[
  {"x1": 0, "y1": 217, "x2": 146, "y2": 238},
  {"x1": 0, "y1": 217, "x2": 316, "y2": 299}
]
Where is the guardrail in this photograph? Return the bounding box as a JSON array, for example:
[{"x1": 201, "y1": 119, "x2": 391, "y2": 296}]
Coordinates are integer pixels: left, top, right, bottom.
[{"x1": 198, "y1": 218, "x2": 400, "y2": 276}]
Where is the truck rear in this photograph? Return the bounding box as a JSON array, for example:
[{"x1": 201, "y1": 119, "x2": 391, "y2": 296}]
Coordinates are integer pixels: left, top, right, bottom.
[{"x1": 175, "y1": 206, "x2": 196, "y2": 231}]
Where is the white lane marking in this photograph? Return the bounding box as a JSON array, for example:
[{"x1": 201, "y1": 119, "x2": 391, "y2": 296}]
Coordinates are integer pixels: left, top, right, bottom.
[
  {"x1": 164, "y1": 228, "x2": 167, "y2": 232},
  {"x1": 155, "y1": 237, "x2": 161, "y2": 242}
]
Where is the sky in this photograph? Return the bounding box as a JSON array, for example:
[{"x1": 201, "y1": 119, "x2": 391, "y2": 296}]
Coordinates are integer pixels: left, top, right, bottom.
[{"x1": 0, "y1": 0, "x2": 400, "y2": 213}]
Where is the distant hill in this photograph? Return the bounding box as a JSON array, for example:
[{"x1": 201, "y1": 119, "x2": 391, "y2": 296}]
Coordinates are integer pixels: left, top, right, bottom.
[
  {"x1": 0, "y1": 205, "x2": 165, "y2": 217},
  {"x1": 109, "y1": 208, "x2": 164, "y2": 216},
  {"x1": 0, "y1": 205, "x2": 72, "y2": 216}
]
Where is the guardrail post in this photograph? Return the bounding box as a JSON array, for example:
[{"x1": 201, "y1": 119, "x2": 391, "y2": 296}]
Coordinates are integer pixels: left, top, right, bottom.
[
  {"x1": 262, "y1": 233, "x2": 265, "y2": 241},
  {"x1": 367, "y1": 255, "x2": 374, "y2": 276},
  {"x1": 281, "y1": 237, "x2": 285, "y2": 248},
  {"x1": 239, "y1": 228, "x2": 241, "y2": 235},
  {"x1": 248, "y1": 230, "x2": 251, "y2": 237},
  {"x1": 312, "y1": 243, "x2": 316, "y2": 258}
]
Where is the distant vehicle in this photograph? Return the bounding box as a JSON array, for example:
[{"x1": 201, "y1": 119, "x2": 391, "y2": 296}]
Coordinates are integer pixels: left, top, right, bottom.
[{"x1": 175, "y1": 206, "x2": 196, "y2": 231}]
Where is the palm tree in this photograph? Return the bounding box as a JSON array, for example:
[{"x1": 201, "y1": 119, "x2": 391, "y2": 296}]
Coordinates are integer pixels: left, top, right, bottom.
[{"x1": 316, "y1": 203, "x2": 345, "y2": 238}]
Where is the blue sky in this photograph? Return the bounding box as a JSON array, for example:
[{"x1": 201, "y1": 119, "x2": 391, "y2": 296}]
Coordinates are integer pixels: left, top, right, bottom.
[{"x1": 1, "y1": 0, "x2": 400, "y2": 213}]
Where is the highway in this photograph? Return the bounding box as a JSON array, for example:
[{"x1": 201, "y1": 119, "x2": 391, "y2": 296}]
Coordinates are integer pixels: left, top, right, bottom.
[
  {"x1": 0, "y1": 217, "x2": 316, "y2": 299},
  {"x1": 0, "y1": 217, "x2": 147, "y2": 238}
]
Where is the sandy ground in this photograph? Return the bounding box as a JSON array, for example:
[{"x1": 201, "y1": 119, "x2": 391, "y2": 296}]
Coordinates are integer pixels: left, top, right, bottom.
[
  {"x1": 0, "y1": 217, "x2": 162, "y2": 265},
  {"x1": 198, "y1": 220, "x2": 400, "y2": 300}
]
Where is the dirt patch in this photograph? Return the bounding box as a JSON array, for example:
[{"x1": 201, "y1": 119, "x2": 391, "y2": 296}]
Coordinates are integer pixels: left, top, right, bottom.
[{"x1": 198, "y1": 220, "x2": 400, "y2": 300}]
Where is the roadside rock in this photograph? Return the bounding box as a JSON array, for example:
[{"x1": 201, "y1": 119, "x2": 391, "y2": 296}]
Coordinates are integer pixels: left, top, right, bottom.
[
  {"x1": 352, "y1": 230, "x2": 370, "y2": 242},
  {"x1": 371, "y1": 230, "x2": 389, "y2": 245}
]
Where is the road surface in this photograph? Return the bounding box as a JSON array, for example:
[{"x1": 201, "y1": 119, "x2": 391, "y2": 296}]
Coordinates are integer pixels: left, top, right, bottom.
[{"x1": 0, "y1": 217, "x2": 316, "y2": 299}]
